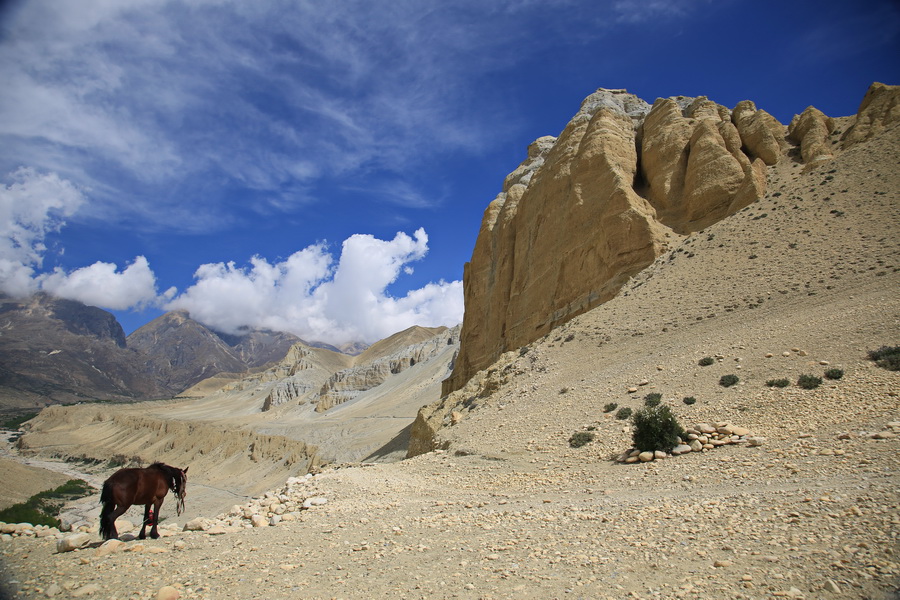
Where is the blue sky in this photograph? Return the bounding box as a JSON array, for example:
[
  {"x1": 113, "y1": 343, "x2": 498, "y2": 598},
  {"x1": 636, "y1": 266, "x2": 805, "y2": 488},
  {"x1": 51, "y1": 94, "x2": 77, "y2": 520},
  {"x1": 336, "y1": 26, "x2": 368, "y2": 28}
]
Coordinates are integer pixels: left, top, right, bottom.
[{"x1": 1, "y1": 0, "x2": 898, "y2": 345}]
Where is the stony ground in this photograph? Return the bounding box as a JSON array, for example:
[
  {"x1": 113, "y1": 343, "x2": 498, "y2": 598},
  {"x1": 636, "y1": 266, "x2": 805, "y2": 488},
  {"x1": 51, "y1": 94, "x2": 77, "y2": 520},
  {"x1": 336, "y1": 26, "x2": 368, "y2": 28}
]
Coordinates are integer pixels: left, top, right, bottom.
[{"x1": 1, "y1": 407, "x2": 898, "y2": 600}]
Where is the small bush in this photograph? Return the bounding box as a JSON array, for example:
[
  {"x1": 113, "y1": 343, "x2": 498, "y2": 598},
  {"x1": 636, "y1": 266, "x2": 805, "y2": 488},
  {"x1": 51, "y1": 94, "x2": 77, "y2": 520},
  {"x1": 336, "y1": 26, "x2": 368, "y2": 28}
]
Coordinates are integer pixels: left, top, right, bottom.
[
  {"x1": 719, "y1": 374, "x2": 739, "y2": 388},
  {"x1": 1, "y1": 412, "x2": 38, "y2": 430},
  {"x1": 568, "y1": 431, "x2": 594, "y2": 448},
  {"x1": 643, "y1": 393, "x2": 662, "y2": 407},
  {"x1": 797, "y1": 374, "x2": 822, "y2": 389},
  {"x1": 615, "y1": 407, "x2": 633, "y2": 420},
  {"x1": 868, "y1": 346, "x2": 900, "y2": 371},
  {"x1": 632, "y1": 405, "x2": 685, "y2": 452},
  {"x1": 698, "y1": 357, "x2": 715, "y2": 367},
  {"x1": 108, "y1": 454, "x2": 130, "y2": 468},
  {"x1": 603, "y1": 402, "x2": 618, "y2": 413},
  {"x1": 0, "y1": 479, "x2": 92, "y2": 528},
  {"x1": 824, "y1": 368, "x2": 844, "y2": 380},
  {"x1": 682, "y1": 396, "x2": 696, "y2": 405},
  {"x1": 766, "y1": 378, "x2": 790, "y2": 388}
]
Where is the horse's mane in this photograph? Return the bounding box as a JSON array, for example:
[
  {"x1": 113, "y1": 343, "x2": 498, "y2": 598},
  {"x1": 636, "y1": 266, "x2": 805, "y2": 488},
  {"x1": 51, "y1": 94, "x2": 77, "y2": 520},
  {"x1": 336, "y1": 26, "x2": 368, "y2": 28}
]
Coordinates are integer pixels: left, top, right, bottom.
[{"x1": 150, "y1": 462, "x2": 187, "y2": 515}]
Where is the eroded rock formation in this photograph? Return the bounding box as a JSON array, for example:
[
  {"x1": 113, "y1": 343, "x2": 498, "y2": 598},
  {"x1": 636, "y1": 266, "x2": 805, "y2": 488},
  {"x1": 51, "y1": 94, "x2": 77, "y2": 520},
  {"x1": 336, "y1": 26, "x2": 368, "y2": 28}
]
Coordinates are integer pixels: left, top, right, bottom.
[
  {"x1": 841, "y1": 82, "x2": 900, "y2": 146},
  {"x1": 441, "y1": 83, "x2": 899, "y2": 399},
  {"x1": 314, "y1": 327, "x2": 459, "y2": 412}
]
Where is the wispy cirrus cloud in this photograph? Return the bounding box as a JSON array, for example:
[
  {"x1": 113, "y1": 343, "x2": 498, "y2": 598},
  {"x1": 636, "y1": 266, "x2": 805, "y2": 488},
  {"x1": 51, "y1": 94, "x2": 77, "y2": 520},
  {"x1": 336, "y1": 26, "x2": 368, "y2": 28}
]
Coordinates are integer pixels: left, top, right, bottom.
[{"x1": 1, "y1": 1, "x2": 525, "y2": 232}]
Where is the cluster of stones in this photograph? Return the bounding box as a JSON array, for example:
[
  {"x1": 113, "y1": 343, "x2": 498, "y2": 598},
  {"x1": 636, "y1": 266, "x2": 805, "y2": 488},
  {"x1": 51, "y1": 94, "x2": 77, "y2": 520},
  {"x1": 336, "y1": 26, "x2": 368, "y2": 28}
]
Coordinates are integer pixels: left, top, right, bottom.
[
  {"x1": 0, "y1": 522, "x2": 63, "y2": 541},
  {"x1": 617, "y1": 421, "x2": 765, "y2": 464},
  {"x1": 183, "y1": 473, "x2": 327, "y2": 533},
  {"x1": 1, "y1": 473, "x2": 329, "y2": 554}
]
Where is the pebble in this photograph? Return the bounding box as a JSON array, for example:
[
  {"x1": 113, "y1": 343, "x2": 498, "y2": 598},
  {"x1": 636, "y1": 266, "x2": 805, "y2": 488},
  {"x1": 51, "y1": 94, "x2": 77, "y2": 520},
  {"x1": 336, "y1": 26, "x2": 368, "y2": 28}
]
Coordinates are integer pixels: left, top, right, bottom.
[
  {"x1": 56, "y1": 533, "x2": 92, "y2": 553},
  {"x1": 155, "y1": 586, "x2": 181, "y2": 600},
  {"x1": 72, "y1": 583, "x2": 101, "y2": 597}
]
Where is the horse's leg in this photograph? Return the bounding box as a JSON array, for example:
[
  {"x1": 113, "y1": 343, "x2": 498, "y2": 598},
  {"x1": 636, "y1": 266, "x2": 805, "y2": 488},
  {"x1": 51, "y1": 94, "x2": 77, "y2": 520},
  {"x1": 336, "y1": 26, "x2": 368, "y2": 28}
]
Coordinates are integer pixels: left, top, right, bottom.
[
  {"x1": 106, "y1": 503, "x2": 130, "y2": 540},
  {"x1": 139, "y1": 504, "x2": 152, "y2": 539},
  {"x1": 149, "y1": 498, "x2": 164, "y2": 539}
]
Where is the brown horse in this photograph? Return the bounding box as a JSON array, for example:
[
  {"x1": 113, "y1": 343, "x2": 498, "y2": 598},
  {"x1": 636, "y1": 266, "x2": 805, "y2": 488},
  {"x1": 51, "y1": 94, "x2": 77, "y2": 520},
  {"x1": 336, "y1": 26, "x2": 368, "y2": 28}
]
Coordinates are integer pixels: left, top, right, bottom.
[{"x1": 99, "y1": 462, "x2": 188, "y2": 540}]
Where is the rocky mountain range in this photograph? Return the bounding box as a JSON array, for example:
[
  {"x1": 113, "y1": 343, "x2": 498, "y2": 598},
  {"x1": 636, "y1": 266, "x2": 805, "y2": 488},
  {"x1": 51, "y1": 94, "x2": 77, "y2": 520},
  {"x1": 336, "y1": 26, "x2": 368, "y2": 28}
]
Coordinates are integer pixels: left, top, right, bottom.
[
  {"x1": 0, "y1": 294, "x2": 170, "y2": 410},
  {"x1": 0, "y1": 298, "x2": 317, "y2": 414}
]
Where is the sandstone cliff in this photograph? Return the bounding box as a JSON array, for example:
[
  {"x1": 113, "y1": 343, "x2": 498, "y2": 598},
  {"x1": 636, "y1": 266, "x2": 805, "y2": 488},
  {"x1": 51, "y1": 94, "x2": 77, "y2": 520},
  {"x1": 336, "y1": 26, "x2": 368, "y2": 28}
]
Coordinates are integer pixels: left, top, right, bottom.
[
  {"x1": 441, "y1": 83, "x2": 898, "y2": 398},
  {"x1": 413, "y1": 82, "x2": 899, "y2": 458}
]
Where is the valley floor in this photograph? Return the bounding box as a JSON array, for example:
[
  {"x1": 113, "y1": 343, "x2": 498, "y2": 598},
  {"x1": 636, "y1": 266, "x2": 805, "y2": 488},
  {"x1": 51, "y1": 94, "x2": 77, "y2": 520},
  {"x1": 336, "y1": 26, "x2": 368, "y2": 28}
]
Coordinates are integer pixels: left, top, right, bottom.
[{"x1": 1, "y1": 384, "x2": 898, "y2": 600}]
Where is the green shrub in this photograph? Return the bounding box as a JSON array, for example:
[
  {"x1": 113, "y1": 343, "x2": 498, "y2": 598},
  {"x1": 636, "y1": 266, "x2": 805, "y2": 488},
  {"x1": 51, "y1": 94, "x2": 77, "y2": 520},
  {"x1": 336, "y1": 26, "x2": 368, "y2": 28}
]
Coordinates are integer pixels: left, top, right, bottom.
[
  {"x1": 568, "y1": 431, "x2": 594, "y2": 448},
  {"x1": 108, "y1": 454, "x2": 131, "y2": 468},
  {"x1": 1, "y1": 412, "x2": 38, "y2": 430},
  {"x1": 698, "y1": 357, "x2": 715, "y2": 367},
  {"x1": 643, "y1": 393, "x2": 662, "y2": 407},
  {"x1": 615, "y1": 407, "x2": 633, "y2": 420},
  {"x1": 682, "y1": 396, "x2": 696, "y2": 405},
  {"x1": 719, "y1": 374, "x2": 739, "y2": 388},
  {"x1": 868, "y1": 346, "x2": 900, "y2": 371},
  {"x1": 766, "y1": 378, "x2": 790, "y2": 388},
  {"x1": 0, "y1": 479, "x2": 92, "y2": 528},
  {"x1": 824, "y1": 368, "x2": 844, "y2": 380},
  {"x1": 603, "y1": 402, "x2": 618, "y2": 413},
  {"x1": 797, "y1": 374, "x2": 822, "y2": 389},
  {"x1": 632, "y1": 405, "x2": 685, "y2": 452}
]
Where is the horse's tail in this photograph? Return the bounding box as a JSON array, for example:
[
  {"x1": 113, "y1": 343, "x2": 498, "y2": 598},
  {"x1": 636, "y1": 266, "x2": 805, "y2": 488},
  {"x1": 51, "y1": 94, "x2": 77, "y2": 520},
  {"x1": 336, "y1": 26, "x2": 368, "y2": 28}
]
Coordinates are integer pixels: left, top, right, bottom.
[{"x1": 99, "y1": 481, "x2": 114, "y2": 540}]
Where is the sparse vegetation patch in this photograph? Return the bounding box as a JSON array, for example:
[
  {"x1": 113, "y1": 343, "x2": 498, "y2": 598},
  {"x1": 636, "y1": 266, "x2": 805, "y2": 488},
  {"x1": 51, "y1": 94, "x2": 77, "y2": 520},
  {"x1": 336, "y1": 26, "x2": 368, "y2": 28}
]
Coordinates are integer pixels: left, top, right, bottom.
[
  {"x1": 603, "y1": 402, "x2": 618, "y2": 413},
  {"x1": 797, "y1": 374, "x2": 822, "y2": 389},
  {"x1": 766, "y1": 378, "x2": 790, "y2": 388},
  {"x1": 698, "y1": 357, "x2": 715, "y2": 367},
  {"x1": 719, "y1": 374, "x2": 739, "y2": 388},
  {"x1": 0, "y1": 479, "x2": 92, "y2": 528},
  {"x1": 1, "y1": 412, "x2": 38, "y2": 430},
  {"x1": 643, "y1": 393, "x2": 662, "y2": 407},
  {"x1": 824, "y1": 368, "x2": 844, "y2": 380},
  {"x1": 568, "y1": 431, "x2": 594, "y2": 448},
  {"x1": 682, "y1": 396, "x2": 696, "y2": 405},
  {"x1": 868, "y1": 346, "x2": 900, "y2": 371},
  {"x1": 615, "y1": 407, "x2": 633, "y2": 420},
  {"x1": 631, "y1": 405, "x2": 684, "y2": 452}
]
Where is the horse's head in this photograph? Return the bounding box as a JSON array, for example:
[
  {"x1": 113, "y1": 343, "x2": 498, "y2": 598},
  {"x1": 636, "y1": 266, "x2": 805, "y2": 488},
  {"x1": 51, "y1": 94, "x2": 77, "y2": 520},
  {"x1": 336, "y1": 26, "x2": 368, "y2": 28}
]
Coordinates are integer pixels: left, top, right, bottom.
[{"x1": 175, "y1": 466, "x2": 188, "y2": 515}]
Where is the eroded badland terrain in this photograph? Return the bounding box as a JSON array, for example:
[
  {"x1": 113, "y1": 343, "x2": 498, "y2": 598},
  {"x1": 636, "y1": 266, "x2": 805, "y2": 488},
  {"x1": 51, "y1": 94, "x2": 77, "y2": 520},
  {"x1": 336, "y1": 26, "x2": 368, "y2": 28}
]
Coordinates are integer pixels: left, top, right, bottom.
[{"x1": 1, "y1": 84, "x2": 899, "y2": 600}]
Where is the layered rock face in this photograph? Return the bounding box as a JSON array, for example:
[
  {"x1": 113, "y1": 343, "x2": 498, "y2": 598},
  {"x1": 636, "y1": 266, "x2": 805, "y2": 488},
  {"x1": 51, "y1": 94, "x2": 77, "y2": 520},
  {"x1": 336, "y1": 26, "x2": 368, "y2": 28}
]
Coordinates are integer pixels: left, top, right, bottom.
[
  {"x1": 256, "y1": 327, "x2": 458, "y2": 413},
  {"x1": 314, "y1": 326, "x2": 459, "y2": 412},
  {"x1": 442, "y1": 84, "x2": 898, "y2": 396}
]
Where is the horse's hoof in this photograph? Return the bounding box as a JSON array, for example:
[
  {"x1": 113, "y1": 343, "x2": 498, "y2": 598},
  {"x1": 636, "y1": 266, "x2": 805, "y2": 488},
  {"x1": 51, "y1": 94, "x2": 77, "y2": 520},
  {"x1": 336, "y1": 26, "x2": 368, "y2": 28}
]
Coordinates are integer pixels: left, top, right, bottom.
[{"x1": 138, "y1": 534, "x2": 146, "y2": 540}]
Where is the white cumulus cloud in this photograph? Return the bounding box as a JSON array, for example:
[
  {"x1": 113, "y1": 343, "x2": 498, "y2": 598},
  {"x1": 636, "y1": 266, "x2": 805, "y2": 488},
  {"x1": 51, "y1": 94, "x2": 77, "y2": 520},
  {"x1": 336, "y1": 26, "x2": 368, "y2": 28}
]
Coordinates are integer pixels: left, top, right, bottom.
[
  {"x1": 0, "y1": 167, "x2": 85, "y2": 267},
  {"x1": 167, "y1": 228, "x2": 463, "y2": 345},
  {"x1": 0, "y1": 167, "x2": 85, "y2": 296},
  {"x1": 0, "y1": 167, "x2": 163, "y2": 309},
  {"x1": 39, "y1": 256, "x2": 160, "y2": 310}
]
